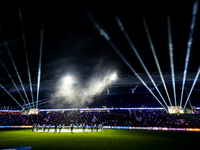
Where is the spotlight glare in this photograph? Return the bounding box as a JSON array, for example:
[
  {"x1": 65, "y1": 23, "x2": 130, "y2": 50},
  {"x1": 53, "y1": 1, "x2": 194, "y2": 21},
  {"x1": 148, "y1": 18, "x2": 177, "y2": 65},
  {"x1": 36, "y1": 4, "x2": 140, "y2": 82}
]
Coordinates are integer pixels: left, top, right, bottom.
[
  {"x1": 110, "y1": 73, "x2": 117, "y2": 81},
  {"x1": 64, "y1": 76, "x2": 73, "y2": 85},
  {"x1": 96, "y1": 82, "x2": 103, "y2": 91}
]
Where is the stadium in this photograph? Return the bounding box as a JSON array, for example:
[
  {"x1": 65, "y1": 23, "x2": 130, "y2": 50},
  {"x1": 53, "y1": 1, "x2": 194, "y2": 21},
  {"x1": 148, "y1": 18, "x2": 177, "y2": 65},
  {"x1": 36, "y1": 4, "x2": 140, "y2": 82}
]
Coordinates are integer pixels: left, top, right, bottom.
[{"x1": 0, "y1": 1, "x2": 200, "y2": 149}]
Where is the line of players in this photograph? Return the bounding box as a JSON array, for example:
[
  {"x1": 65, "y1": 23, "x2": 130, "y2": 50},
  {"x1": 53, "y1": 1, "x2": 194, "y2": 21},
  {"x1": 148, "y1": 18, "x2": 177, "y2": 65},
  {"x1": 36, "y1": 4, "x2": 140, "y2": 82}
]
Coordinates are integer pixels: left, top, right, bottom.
[{"x1": 32, "y1": 123, "x2": 103, "y2": 133}]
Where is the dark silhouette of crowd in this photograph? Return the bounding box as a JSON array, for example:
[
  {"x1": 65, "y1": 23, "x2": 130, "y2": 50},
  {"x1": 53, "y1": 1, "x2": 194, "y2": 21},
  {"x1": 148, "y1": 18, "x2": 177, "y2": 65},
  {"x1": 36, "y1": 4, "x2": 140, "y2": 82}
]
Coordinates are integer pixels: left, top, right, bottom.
[{"x1": 1, "y1": 109, "x2": 200, "y2": 128}]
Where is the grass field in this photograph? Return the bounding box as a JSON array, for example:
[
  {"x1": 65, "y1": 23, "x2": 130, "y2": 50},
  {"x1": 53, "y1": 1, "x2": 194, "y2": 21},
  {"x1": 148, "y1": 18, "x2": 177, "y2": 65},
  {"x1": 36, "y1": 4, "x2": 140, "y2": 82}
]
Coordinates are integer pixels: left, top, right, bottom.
[{"x1": 0, "y1": 129, "x2": 199, "y2": 150}]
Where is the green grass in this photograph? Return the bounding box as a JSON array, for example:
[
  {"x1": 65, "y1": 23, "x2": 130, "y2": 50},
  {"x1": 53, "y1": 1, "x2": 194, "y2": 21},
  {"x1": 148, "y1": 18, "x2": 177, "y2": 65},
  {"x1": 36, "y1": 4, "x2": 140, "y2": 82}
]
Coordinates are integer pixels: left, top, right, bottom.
[{"x1": 0, "y1": 129, "x2": 199, "y2": 150}]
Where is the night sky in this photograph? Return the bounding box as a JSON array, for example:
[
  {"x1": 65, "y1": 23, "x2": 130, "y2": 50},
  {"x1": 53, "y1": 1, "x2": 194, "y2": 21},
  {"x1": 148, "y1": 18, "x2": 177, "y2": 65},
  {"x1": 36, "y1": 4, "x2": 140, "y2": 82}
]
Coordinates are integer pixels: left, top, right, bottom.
[{"x1": 0, "y1": 1, "x2": 199, "y2": 92}]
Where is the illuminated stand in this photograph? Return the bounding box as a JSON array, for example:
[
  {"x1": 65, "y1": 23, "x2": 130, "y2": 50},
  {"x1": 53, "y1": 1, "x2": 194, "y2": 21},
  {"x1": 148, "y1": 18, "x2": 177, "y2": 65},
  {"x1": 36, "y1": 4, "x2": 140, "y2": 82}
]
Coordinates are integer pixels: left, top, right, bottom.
[
  {"x1": 19, "y1": 109, "x2": 39, "y2": 115},
  {"x1": 168, "y1": 106, "x2": 184, "y2": 114},
  {"x1": 28, "y1": 109, "x2": 39, "y2": 115}
]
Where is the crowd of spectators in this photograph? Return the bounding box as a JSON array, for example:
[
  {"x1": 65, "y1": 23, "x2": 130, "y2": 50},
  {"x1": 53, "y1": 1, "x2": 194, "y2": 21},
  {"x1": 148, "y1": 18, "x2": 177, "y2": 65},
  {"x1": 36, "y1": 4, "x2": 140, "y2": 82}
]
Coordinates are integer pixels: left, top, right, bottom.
[{"x1": 0, "y1": 109, "x2": 200, "y2": 128}]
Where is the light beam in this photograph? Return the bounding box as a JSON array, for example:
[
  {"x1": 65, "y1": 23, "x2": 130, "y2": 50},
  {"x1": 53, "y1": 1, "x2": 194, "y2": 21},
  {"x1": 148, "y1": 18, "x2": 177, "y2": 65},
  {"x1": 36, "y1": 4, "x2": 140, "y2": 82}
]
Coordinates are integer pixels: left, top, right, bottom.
[
  {"x1": 0, "y1": 84, "x2": 24, "y2": 110},
  {"x1": 180, "y1": 0, "x2": 198, "y2": 107},
  {"x1": 18, "y1": 8, "x2": 34, "y2": 109},
  {"x1": 137, "y1": 9, "x2": 172, "y2": 106},
  {"x1": 183, "y1": 65, "x2": 200, "y2": 110},
  {"x1": 109, "y1": 41, "x2": 167, "y2": 110},
  {"x1": 36, "y1": 22, "x2": 44, "y2": 109},
  {"x1": 167, "y1": 9, "x2": 176, "y2": 106},
  {"x1": 3, "y1": 40, "x2": 31, "y2": 109},
  {"x1": 0, "y1": 58, "x2": 28, "y2": 108},
  {"x1": 23, "y1": 99, "x2": 48, "y2": 109},
  {"x1": 131, "y1": 84, "x2": 138, "y2": 93},
  {"x1": 88, "y1": 14, "x2": 167, "y2": 111},
  {"x1": 151, "y1": 82, "x2": 162, "y2": 92},
  {"x1": 184, "y1": 87, "x2": 193, "y2": 110},
  {"x1": 114, "y1": 15, "x2": 169, "y2": 107}
]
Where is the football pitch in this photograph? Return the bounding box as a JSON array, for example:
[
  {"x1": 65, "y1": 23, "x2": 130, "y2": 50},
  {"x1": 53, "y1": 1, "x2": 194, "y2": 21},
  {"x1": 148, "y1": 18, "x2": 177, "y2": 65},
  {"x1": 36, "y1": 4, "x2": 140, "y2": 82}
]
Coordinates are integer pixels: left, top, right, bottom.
[{"x1": 0, "y1": 129, "x2": 199, "y2": 150}]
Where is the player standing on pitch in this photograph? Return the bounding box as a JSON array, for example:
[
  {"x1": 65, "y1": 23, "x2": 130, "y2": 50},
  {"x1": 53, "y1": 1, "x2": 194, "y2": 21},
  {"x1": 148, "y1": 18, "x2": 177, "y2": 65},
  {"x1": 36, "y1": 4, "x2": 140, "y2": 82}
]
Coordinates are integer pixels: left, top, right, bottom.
[
  {"x1": 48, "y1": 124, "x2": 51, "y2": 132},
  {"x1": 42, "y1": 124, "x2": 44, "y2": 131},
  {"x1": 83, "y1": 123, "x2": 85, "y2": 132},
  {"x1": 32, "y1": 123, "x2": 35, "y2": 132},
  {"x1": 76, "y1": 123, "x2": 78, "y2": 129},
  {"x1": 91, "y1": 123, "x2": 93, "y2": 132},
  {"x1": 99, "y1": 124, "x2": 101, "y2": 131},
  {"x1": 94, "y1": 124, "x2": 96, "y2": 132},
  {"x1": 43, "y1": 123, "x2": 46, "y2": 132},
  {"x1": 55, "y1": 124, "x2": 57, "y2": 133},
  {"x1": 59, "y1": 124, "x2": 62, "y2": 133},
  {"x1": 96, "y1": 123, "x2": 98, "y2": 132},
  {"x1": 71, "y1": 123, "x2": 73, "y2": 133},
  {"x1": 37, "y1": 123, "x2": 40, "y2": 132}
]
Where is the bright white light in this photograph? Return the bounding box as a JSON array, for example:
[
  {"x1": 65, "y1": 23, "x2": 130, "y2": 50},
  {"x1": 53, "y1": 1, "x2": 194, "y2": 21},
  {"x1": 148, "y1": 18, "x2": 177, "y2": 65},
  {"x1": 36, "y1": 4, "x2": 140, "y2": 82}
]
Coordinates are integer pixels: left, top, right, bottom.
[
  {"x1": 180, "y1": 0, "x2": 198, "y2": 107},
  {"x1": 83, "y1": 91, "x2": 87, "y2": 95},
  {"x1": 96, "y1": 82, "x2": 103, "y2": 91},
  {"x1": 110, "y1": 73, "x2": 117, "y2": 81},
  {"x1": 64, "y1": 76, "x2": 73, "y2": 85}
]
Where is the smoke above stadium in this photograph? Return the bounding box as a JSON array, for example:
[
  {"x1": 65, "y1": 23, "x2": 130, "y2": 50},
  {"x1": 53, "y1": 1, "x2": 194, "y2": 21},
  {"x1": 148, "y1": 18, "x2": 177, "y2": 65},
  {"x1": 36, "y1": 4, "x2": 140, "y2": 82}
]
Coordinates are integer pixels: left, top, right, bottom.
[{"x1": 55, "y1": 66, "x2": 117, "y2": 107}]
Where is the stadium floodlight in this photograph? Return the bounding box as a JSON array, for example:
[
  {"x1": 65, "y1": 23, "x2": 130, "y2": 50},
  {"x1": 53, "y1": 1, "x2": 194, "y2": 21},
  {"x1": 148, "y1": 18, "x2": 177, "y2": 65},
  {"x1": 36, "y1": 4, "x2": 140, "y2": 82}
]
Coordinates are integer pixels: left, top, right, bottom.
[
  {"x1": 18, "y1": 8, "x2": 34, "y2": 109},
  {"x1": 183, "y1": 65, "x2": 200, "y2": 110},
  {"x1": 3, "y1": 39, "x2": 31, "y2": 109},
  {"x1": 88, "y1": 14, "x2": 168, "y2": 111},
  {"x1": 180, "y1": 0, "x2": 198, "y2": 107},
  {"x1": 109, "y1": 73, "x2": 117, "y2": 81},
  {"x1": 114, "y1": 15, "x2": 168, "y2": 107},
  {"x1": 63, "y1": 76, "x2": 74, "y2": 85},
  {"x1": 36, "y1": 23, "x2": 44, "y2": 109}
]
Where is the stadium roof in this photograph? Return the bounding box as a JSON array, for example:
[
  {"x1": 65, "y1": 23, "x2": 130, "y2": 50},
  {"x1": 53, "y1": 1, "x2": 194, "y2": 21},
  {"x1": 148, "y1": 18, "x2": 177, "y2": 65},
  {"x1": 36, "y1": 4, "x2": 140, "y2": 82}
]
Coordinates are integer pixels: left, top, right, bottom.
[{"x1": 8, "y1": 72, "x2": 200, "y2": 92}]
